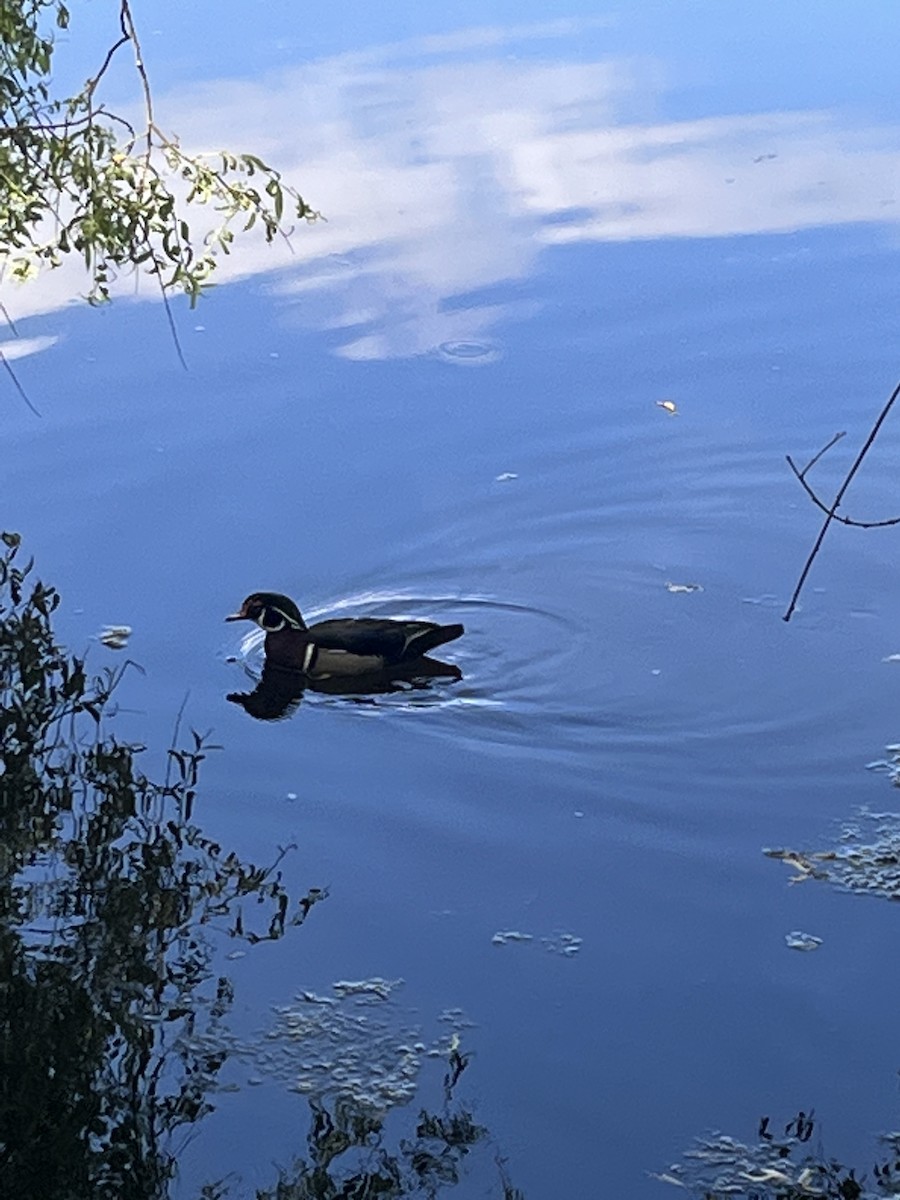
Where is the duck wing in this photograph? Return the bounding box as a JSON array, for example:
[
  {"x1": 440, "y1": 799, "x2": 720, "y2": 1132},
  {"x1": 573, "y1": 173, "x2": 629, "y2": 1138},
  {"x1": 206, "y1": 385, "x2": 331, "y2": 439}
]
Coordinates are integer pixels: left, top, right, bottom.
[{"x1": 308, "y1": 618, "x2": 463, "y2": 663}]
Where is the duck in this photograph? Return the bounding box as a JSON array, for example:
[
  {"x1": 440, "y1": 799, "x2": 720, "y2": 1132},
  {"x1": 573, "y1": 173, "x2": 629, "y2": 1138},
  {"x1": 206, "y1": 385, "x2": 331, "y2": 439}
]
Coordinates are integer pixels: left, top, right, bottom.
[{"x1": 225, "y1": 591, "x2": 464, "y2": 678}]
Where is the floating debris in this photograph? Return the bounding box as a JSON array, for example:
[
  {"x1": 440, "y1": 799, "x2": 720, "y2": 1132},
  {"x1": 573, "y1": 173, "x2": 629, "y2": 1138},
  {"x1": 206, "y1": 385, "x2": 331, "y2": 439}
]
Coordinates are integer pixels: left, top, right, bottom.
[
  {"x1": 765, "y1": 802, "x2": 900, "y2": 901},
  {"x1": 494, "y1": 472, "x2": 518, "y2": 482},
  {"x1": 333, "y1": 977, "x2": 403, "y2": 1000},
  {"x1": 764, "y1": 848, "x2": 827, "y2": 884},
  {"x1": 785, "y1": 930, "x2": 823, "y2": 952},
  {"x1": 665, "y1": 581, "x2": 703, "y2": 594},
  {"x1": 654, "y1": 1129, "x2": 814, "y2": 1196},
  {"x1": 492, "y1": 929, "x2": 582, "y2": 956},
  {"x1": 99, "y1": 624, "x2": 132, "y2": 650},
  {"x1": 217, "y1": 977, "x2": 472, "y2": 1113},
  {"x1": 656, "y1": 399, "x2": 678, "y2": 415},
  {"x1": 491, "y1": 930, "x2": 533, "y2": 946},
  {"x1": 437, "y1": 1008, "x2": 475, "y2": 1029},
  {"x1": 541, "y1": 932, "x2": 583, "y2": 957},
  {"x1": 656, "y1": 1114, "x2": 900, "y2": 1199}
]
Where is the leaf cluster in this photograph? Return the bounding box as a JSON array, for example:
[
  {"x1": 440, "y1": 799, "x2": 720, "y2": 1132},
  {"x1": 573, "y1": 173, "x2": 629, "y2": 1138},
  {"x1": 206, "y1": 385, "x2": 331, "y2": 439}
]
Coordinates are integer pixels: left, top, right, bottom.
[{"x1": 0, "y1": 0, "x2": 318, "y2": 308}]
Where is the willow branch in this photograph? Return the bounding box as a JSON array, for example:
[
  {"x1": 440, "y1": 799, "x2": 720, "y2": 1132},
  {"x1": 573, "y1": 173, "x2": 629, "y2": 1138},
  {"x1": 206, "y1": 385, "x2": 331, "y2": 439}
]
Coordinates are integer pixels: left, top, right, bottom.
[{"x1": 119, "y1": 0, "x2": 153, "y2": 163}]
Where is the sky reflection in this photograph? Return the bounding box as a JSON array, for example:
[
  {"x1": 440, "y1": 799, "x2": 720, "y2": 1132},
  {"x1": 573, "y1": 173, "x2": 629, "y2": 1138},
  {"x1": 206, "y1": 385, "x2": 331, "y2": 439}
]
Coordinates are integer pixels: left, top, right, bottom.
[{"x1": 5, "y1": 18, "x2": 900, "y2": 359}]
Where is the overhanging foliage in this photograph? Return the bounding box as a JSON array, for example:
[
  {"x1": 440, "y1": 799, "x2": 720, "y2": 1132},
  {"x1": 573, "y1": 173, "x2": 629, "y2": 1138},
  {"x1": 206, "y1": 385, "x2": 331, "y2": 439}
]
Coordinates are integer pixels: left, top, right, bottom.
[{"x1": 0, "y1": 0, "x2": 318, "y2": 309}]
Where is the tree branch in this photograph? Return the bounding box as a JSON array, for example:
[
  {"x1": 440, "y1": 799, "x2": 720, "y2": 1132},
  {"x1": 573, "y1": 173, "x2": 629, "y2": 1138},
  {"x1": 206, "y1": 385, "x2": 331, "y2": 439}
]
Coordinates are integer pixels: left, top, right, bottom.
[
  {"x1": 0, "y1": 349, "x2": 41, "y2": 417},
  {"x1": 785, "y1": 435, "x2": 900, "y2": 529},
  {"x1": 784, "y1": 380, "x2": 900, "y2": 621}
]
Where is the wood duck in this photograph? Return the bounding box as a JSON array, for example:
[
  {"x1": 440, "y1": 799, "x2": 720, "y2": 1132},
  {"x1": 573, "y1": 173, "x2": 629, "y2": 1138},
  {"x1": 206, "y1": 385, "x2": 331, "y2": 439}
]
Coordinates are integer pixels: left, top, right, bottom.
[{"x1": 225, "y1": 591, "x2": 464, "y2": 678}]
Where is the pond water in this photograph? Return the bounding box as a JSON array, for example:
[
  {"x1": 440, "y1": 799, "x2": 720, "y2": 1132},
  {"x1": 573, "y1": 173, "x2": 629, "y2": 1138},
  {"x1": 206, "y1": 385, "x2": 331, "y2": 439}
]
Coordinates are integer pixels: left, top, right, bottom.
[{"x1": 6, "y1": 2, "x2": 900, "y2": 1196}]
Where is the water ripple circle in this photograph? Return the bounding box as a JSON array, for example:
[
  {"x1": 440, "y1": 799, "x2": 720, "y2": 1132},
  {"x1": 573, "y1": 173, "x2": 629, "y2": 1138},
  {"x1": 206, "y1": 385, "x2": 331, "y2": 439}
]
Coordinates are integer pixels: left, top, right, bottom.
[
  {"x1": 228, "y1": 591, "x2": 587, "y2": 750},
  {"x1": 435, "y1": 339, "x2": 502, "y2": 365}
]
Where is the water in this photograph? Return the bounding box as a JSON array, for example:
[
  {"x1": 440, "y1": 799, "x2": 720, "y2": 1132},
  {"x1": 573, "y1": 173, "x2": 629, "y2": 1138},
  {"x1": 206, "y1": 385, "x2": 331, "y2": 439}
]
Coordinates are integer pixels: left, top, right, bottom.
[{"x1": 5, "y1": 3, "x2": 900, "y2": 1195}]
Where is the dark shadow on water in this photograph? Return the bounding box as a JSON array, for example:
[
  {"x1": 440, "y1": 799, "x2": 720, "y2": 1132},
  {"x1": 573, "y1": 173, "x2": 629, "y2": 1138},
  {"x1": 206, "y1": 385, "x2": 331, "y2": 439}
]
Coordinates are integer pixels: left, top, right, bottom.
[{"x1": 226, "y1": 657, "x2": 463, "y2": 721}]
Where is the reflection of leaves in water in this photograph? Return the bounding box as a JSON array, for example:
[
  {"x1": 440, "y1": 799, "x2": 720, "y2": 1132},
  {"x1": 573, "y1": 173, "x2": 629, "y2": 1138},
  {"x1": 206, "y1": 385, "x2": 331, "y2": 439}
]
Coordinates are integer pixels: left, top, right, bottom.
[
  {"x1": 0, "y1": 533, "x2": 324, "y2": 1198},
  {"x1": 251, "y1": 1092, "x2": 487, "y2": 1200},
  {"x1": 0, "y1": 534, "x2": 523, "y2": 1200},
  {"x1": 252, "y1": 1060, "x2": 495, "y2": 1200},
  {"x1": 193, "y1": 981, "x2": 516, "y2": 1200},
  {"x1": 656, "y1": 1111, "x2": 900, "y2": 1199},
  {"x1": 235, "y1": 987, "x2": 508, "y2": 1198}
]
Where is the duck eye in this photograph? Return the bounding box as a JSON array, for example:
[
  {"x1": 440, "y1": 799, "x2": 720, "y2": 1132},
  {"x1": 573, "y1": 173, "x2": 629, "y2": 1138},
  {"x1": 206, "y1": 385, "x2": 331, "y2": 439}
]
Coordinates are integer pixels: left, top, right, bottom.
[{"x1": 260, "y1": 607, "x2": 286, "y2": 632}]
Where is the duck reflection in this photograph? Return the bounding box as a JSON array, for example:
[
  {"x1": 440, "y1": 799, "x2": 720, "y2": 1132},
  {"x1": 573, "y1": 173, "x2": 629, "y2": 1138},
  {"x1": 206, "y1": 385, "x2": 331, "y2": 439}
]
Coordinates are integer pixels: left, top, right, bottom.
[{"x1": 227, "y1": 657, "x2": 463, "y2": 720}]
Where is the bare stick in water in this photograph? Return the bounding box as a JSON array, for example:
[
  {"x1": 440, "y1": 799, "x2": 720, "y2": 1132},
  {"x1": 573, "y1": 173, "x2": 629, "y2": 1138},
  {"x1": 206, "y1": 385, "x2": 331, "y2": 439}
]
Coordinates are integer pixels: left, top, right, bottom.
[{"x1": 783, "y1": 379, "x2": 900, "y2": 622}]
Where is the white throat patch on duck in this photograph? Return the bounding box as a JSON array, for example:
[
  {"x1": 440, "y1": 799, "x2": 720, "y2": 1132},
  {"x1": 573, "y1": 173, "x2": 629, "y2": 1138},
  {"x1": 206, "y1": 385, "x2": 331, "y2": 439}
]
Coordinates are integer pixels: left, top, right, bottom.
[{"x1": 258, "y1": 603, "x2": 303, "y2": 633}]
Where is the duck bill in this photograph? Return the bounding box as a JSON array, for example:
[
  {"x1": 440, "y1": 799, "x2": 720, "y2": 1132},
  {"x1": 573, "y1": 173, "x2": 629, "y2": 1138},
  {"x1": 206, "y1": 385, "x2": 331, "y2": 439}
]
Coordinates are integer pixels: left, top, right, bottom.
[{"x1": 224, "y1": 611, "x2": 247, "y2": 622}]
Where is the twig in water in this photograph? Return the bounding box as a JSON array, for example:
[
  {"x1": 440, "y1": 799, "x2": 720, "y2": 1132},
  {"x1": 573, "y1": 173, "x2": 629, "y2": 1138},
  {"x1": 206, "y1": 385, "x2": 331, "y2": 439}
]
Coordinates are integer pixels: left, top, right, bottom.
[
  {"x1": 784, "y1": 379, "x2": 900, "y2": 621},
  {"x1": 0, "y1": 350, "x2": 41, "y2": 417},
  {"x1": 786, "y1": 432, "x2": 900, "y2": 529}
]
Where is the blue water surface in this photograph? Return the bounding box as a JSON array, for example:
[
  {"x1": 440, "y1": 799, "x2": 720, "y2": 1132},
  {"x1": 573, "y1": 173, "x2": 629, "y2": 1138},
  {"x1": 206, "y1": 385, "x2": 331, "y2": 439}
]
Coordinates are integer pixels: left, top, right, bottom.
[{"x1": 6, "y1": 2, "x2": 900, "y2": 1195}]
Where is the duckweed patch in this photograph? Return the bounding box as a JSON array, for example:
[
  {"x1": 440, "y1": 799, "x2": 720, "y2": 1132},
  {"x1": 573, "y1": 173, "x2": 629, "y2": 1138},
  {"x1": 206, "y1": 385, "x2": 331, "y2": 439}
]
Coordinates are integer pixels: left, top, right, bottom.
[
  {"x1": 765, "y1": 807, "x2": 900, "y2": 901},
  {"x1": 655, "y1": 1115, "x2": 900, "y2": 1199},
  {"x1": 491, "y1": 928, "x2": 582, "y2": 956},
  {"x1": 187, "y1": 978, "x2": 475, "y2": 1114}
]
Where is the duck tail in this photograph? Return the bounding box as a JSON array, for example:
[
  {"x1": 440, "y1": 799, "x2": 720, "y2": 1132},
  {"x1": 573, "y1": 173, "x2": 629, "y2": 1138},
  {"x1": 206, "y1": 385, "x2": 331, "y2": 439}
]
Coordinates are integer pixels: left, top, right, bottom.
[{"x1": 406, "y1": 622, "x2": 464, "y2": 657}]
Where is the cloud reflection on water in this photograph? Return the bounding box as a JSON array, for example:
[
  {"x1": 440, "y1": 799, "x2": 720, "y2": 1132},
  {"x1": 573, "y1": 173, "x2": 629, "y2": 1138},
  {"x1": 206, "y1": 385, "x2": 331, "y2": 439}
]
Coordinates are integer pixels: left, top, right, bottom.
[
  {"x1": 5, "y1": 20, "x2": 900, "y2": 359},
  {"x1": 0, "y1": 335, "x2": 59, "y2": 362}
]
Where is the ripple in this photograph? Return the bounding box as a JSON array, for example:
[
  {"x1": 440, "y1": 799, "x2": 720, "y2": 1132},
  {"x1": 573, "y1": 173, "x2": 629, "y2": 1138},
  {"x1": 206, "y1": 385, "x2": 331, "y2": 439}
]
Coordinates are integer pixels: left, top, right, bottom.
[
  {"x1": 227, "y1": 590, "x2": 588, "y2": 749},
  {"x1": 434, "y1": 339, "x2": 503, "y2": 365}
]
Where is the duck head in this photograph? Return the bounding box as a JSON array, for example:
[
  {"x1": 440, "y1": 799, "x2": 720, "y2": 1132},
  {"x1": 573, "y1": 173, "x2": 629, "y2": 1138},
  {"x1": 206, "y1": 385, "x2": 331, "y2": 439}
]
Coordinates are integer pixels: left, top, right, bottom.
[{"x1": 225, "y1": 592, "x2": 307, "y2": 633}]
